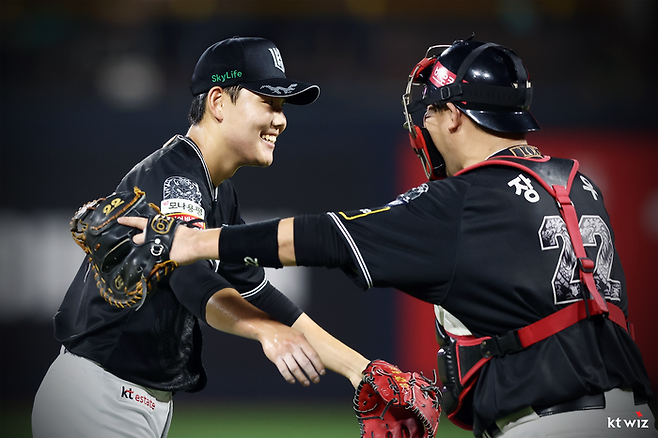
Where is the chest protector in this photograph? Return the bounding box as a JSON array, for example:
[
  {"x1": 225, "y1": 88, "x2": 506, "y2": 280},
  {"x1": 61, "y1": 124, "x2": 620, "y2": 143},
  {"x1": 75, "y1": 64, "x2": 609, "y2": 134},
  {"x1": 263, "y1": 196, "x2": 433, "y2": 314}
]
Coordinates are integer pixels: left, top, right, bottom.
[{"x1": 436, "y1": 155, "x2": 632, "y2": 431}]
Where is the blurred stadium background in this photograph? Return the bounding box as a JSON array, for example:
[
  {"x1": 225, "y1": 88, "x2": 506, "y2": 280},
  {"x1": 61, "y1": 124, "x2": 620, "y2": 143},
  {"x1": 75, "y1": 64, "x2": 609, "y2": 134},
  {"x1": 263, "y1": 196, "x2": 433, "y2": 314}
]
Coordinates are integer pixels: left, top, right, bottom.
[{"x1": 0, "y1": 0, "x2": 656, "y2": 436}]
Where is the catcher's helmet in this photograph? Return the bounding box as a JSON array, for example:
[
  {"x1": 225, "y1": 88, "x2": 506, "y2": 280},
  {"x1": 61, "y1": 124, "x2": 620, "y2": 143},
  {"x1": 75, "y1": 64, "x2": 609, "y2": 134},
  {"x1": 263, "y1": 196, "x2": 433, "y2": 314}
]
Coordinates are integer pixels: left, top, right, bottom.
[{"x1": 408, "y1": 39, "x2": 541, "y2": 133}]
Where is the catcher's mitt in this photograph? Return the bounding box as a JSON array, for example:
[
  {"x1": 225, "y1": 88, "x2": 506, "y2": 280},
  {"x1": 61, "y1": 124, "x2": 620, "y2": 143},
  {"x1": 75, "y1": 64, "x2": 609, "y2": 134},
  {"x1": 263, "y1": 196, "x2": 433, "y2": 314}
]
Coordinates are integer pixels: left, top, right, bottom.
[
  {"x1": 354, "y1": 360, "x2": 442, "y2": 438},
  {"x1": 70, "y1": 187, "x2": 180, "y2": 310}
]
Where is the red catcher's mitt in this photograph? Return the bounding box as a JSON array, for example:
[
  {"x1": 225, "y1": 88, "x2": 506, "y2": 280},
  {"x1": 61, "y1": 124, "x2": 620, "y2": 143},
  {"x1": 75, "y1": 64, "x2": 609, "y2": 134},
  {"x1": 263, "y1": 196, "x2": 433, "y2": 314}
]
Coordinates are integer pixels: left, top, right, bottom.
[{"x1": 353, "y1": 360, "x2": 442, "y2": 438}]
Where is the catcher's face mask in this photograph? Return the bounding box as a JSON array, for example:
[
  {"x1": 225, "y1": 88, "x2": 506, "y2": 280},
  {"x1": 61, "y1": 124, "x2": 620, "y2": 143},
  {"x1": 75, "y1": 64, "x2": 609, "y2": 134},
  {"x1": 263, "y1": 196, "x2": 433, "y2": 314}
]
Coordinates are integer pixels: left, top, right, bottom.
[{"x1": 402, "y1": 45, "x2": 451, "y2": 181}]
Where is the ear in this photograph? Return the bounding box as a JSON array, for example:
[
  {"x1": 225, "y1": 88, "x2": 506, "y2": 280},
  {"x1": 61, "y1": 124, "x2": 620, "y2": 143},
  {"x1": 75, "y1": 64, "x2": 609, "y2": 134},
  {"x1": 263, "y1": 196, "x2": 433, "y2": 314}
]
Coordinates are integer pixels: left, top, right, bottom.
[
  {"x1": 206, "y1": 86, "x2": 225, "y2": 122},
  {"x1": 445, "y1": 102, "x2": 463, "y2": 133}
]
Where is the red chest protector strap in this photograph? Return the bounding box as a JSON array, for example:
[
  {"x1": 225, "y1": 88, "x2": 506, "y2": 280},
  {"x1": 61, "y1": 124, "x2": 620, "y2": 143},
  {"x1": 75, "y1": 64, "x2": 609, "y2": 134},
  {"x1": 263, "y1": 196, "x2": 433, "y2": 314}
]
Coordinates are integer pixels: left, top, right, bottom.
[{"x1": 438, "y1": 157, "x2": 630, "y2": 431}]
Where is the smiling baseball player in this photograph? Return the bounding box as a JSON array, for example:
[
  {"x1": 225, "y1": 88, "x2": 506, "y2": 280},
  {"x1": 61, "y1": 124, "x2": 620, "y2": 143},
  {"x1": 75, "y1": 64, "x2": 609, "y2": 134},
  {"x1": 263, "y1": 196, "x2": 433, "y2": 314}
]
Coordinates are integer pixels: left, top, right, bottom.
[{"x1": 32, "y1": 36, "x2": 377, "y2": 438}]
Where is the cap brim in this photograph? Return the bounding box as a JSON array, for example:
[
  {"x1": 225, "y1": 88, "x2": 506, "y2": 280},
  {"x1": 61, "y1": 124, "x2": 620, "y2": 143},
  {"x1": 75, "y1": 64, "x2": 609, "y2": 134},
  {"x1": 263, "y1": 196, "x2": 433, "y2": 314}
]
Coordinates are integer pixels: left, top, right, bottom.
[
  {"x1": 242, "y1": 78, "x2": 320, "y2": 105},
  {"x1": 460, "y1": 107, "x2": 541, "y2": 133}
]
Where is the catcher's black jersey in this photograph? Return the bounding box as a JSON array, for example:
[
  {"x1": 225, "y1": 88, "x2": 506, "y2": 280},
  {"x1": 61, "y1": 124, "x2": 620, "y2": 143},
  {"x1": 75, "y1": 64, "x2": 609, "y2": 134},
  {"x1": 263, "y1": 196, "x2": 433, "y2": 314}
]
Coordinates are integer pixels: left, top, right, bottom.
[
  {"x1": 328, "y1": 150, "x2": 652, "y2": 435},
  {"x1": 54, "y1": 135, "x2": 300, "y2": 393}
]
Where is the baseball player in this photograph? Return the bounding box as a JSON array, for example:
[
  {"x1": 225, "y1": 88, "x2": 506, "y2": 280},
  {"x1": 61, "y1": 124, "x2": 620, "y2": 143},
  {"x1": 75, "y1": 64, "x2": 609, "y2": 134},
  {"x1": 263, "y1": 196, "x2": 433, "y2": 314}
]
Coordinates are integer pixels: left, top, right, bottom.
[
  {"x1": 32, "y1": 36, "x2": 371, "y2": 438},
  {"x1": 123, "y1": 38, "x2": 657, "y2": 437}
]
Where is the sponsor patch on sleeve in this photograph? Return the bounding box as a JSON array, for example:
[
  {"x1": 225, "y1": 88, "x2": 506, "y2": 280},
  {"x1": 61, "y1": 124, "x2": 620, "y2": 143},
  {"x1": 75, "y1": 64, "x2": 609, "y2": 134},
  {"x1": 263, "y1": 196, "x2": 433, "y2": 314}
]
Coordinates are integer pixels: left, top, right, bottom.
[{"x1": 160, "y1": 199, "x2": 205, "y2": 228}]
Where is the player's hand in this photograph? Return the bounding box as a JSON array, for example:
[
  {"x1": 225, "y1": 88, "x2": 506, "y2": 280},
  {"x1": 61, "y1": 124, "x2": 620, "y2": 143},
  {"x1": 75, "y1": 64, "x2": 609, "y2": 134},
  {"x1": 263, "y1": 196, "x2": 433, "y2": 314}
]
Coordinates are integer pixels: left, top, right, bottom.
[
  {"x1": 259, "y1": 325, "x2": 326, "y2": 386},
  {"x1": 118, "y1": 216, "x2": 207, "y2": 266}
]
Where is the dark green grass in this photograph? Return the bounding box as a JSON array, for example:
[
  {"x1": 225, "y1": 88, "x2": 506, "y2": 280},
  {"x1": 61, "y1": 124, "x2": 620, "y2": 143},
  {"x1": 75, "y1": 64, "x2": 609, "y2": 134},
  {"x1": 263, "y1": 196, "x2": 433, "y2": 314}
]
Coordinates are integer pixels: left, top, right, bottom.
[
  {"x1": 0, "y1": 400, "x2": 473, "y2": 438},
  {"x1": 168, "y1": 401, "x2": 472, "y2": 438}
]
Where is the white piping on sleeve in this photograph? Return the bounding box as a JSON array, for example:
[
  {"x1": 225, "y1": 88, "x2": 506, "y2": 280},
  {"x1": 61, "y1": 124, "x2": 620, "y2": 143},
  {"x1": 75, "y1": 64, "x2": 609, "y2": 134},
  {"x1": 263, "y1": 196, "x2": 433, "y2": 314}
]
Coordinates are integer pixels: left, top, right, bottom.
[
  {"x1": 239, "y1": 277, "x2": 269, "y2": 299},
  {"x1": 327, "y1": 212, "x2": 373, "y2": 289}
]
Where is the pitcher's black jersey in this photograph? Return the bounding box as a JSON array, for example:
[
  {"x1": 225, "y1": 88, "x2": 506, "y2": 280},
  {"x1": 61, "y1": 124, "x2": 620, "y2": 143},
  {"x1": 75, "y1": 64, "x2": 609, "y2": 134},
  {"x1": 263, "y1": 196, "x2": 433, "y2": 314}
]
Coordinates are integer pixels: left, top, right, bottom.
[
  {"x1": 327, "y1": 149, "x2": 652, "y2": 436},
  {"x1": 54, "y1": 135, "x2": 301, "y2": 393}
]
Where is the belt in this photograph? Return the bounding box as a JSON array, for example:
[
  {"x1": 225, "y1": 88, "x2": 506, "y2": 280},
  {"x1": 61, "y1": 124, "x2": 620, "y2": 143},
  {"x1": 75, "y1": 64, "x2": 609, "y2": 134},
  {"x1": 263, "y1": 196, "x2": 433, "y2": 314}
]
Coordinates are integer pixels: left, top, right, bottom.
[
  {"x1": 485, "y1": 393, "x2": 605, "y2": 437},
  {"x1": 63, "y1": 346, "x2": 173, "y2": 403},
  {"x1": 534, "y1": 393, "x2": 605, "y2": 416},
  {"x1": 145, "y1": 387, "x2": 174, "y2": 403}
]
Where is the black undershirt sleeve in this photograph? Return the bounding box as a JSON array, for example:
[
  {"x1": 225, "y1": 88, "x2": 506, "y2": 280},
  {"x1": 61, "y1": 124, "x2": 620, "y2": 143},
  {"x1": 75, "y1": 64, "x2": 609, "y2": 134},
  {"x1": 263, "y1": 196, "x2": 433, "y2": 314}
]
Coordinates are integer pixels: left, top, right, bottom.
[
  {"x1": 244, "y1": 282, "x2": 303, "y2": 327},
  {"x1": 169, "y1": 261, "x2": 302, "y2": 326},
  {"x1": 219, "y1": 219, "x2": 282, "y2": 268},
  {"x1": 218, "y1": 214, "x2": 352, "y2": 269},
  {"x1": 169, "y1": 261, "x2": 233, "y2": 324},
  {"x1": 294, "y1": 214, "x2": 352, "y2": 268}
]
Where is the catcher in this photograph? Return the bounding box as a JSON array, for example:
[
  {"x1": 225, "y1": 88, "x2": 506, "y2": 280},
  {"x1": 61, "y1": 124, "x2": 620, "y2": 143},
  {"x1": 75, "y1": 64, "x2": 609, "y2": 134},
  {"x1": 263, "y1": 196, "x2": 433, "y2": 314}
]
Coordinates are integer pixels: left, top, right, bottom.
[{"x1": 32, "y1": 36, "x2": 441, "y2": 438}]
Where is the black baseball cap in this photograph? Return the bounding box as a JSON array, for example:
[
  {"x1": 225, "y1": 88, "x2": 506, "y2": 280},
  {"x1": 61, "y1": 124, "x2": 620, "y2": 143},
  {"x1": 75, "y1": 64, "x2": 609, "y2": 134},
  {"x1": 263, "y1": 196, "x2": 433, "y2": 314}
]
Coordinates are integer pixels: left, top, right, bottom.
[{"x1": 190, "y1": 36, "x2": 320, "y2": 105}]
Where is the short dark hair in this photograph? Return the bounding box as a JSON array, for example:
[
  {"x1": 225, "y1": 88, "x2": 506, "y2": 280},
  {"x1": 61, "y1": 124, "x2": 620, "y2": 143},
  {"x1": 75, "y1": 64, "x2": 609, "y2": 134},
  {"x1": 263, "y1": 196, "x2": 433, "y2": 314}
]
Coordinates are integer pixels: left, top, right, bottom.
[
  {"x1": 430, "y1": 103, "x2": 449, "y2": 113},
  {"x1": 188, "y1": 85, "x2": 242, "y2": 125}
]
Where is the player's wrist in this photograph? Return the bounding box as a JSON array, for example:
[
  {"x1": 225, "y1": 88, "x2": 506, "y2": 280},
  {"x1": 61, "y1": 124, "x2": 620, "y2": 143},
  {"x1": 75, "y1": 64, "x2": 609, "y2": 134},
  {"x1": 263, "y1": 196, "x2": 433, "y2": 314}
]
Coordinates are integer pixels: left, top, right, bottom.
[
  {"x1": 346, "y1": 357, "x2": 370, "y2": 388},
  {"x1": 194, "y1": 227, "x2": 220, "y2": 262}
]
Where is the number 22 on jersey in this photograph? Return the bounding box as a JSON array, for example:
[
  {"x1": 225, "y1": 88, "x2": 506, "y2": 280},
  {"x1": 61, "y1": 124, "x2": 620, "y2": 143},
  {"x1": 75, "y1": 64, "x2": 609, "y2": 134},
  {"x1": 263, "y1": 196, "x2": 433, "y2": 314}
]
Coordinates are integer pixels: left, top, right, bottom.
[{"x1": 539, "y1": 214, "x2": 621, "y2": 305}]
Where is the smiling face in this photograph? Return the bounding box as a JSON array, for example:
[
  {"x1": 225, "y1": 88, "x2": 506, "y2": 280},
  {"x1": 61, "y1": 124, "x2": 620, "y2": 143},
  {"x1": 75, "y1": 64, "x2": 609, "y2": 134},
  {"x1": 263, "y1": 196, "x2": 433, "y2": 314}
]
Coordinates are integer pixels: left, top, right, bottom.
[{"x1": 220, "y1": 88, "x2": 287, "y2": 168}]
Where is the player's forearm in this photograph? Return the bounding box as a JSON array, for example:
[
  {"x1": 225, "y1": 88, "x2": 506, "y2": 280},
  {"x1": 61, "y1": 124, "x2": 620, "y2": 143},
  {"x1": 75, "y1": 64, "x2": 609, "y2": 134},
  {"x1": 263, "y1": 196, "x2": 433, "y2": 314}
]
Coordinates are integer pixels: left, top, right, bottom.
[
  {"x1": 205, "y1": 287, "x2": 277, "y2": 339},
  {"x1": 277, "y1": 217, "x2": 297, "y2": 265},
  {"x1": 139, "y1": 212, "x2": 343, "y2": 268},
  {"x1": 292, "y1": 313, "x2": 369, "y2": 388},
  {"x1": 205, "y1": 288, "x2": 325, "y2": 386}
]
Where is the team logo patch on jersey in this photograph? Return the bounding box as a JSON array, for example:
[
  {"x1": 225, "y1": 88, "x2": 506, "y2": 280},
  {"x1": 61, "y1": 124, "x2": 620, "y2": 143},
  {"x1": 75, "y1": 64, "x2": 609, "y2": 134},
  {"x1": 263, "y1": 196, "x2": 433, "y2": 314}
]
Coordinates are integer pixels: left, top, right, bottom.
[
  {"x1": 163, "y1": 176, "x2": 203, "y2": 204},
  {"x1": 162, "y1": 176, "x2": 205, "y2": 228},
  {"x1": 387, "y1": 183, "x2": 429, "y2": 206}
]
